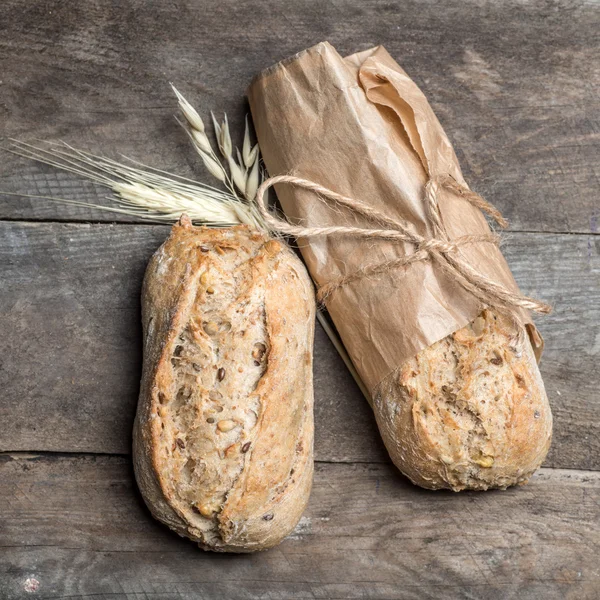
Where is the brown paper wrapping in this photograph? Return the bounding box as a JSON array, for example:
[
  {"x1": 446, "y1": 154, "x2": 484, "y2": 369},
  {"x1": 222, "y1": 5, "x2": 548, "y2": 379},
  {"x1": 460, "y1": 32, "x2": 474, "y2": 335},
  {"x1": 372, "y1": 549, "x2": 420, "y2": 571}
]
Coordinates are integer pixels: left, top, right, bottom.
[{"x1": 248, "y1": 42, "x2": 541, "y2": 394}]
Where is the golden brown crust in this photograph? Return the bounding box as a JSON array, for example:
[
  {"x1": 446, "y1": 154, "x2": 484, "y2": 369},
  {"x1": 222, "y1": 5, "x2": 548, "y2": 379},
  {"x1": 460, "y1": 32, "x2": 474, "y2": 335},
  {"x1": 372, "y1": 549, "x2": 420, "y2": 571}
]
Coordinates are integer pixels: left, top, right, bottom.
[
  {"x1": 373, "y1": 310, "x2": 552, "y2": 491},
  {"x1": 133, "y1": 217, "x2": 315, "y2": 551}
]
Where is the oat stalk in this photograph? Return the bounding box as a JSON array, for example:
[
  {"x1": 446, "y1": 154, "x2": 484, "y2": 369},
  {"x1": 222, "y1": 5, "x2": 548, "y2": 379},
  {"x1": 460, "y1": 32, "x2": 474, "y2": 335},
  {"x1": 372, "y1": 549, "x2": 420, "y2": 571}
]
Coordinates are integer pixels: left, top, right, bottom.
[{"x1": 171, "y1": 85, "x2": 262, "y2": 202}]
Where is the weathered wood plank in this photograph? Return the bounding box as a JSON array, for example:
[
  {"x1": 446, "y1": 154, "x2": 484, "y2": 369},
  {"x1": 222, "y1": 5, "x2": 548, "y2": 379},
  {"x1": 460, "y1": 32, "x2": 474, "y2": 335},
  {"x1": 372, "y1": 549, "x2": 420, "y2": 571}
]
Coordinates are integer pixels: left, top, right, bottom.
[
  {"x1": 1, "y1": 455, "x2": 598, "y2": 599},
  {"x1": 0, "y1": 222, "x2": 598, "y2": 470},
  {"x1": 1, "y1": 0, "x2": 598, "y2": 233}
]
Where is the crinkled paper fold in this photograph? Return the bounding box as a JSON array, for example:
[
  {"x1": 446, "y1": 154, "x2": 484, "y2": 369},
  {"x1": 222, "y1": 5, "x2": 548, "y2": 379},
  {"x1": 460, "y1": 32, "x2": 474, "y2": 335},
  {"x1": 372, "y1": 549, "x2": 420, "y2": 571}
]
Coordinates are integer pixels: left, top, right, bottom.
[{"x1": 248, "y1": 42, "x2": 541, "y2": 394}]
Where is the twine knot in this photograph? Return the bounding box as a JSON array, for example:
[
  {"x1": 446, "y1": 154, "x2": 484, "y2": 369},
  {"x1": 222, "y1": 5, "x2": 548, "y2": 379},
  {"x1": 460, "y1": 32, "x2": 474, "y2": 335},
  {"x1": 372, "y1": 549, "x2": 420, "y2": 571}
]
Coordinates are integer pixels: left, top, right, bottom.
[{"x1": 255, "y1": 174, "x2": 551, "y2": 316}]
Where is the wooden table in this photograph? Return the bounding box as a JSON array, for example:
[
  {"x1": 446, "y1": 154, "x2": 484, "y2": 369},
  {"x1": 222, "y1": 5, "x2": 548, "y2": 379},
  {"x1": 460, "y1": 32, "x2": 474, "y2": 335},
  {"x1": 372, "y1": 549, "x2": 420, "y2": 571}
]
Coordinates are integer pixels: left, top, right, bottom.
[{"x1": 1, "y1": 1, "x2": 599, "y2": 598}]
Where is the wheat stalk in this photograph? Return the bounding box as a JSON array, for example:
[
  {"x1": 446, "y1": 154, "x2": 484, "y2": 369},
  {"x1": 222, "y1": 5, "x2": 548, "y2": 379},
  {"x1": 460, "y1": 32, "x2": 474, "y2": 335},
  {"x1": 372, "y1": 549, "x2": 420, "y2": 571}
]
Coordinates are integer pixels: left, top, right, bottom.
[
  {"x1": 5, "y1": 85, "x2": 271, "y2": 230},
  {"x1": 5, "y1": 87, "x2": 268, "y2": 228}
]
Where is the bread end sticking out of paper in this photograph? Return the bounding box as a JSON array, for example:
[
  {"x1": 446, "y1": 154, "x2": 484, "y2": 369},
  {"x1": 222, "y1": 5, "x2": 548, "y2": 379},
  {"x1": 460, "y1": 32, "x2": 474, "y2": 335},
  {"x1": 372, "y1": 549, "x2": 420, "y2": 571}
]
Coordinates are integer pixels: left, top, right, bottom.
[{"x1": 373, "y1": 309, "x2": 552, "y2": 491}]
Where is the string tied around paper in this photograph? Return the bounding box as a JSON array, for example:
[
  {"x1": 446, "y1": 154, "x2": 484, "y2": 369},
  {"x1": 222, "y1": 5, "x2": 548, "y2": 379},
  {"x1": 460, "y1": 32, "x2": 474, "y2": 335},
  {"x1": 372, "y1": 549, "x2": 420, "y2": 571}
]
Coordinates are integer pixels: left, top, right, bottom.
[{"x1": 255, "y1": 174, "x2": 552, "y2": 316}]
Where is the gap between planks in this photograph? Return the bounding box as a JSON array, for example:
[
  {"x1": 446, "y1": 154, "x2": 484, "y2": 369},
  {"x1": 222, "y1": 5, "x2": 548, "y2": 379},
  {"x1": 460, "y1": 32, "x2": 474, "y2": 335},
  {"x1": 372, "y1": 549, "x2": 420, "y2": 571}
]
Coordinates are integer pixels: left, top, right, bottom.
[
  {"x1": 0, "y1": 216, "x2": 599, "y2": 237},
  {"x1": 3, "y1": 450, "x2": 600, "y2": 475}
]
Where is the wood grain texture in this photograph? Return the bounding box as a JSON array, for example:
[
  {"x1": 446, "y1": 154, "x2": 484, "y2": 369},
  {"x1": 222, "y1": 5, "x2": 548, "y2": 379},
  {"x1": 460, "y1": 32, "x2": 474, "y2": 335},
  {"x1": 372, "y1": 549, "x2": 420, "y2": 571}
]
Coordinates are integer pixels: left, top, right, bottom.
[
  {"x1": 1, "y1": 0, "x2": 599, "y2": 234},
  {"x1": 0, "y1": 2, "x2": 598, "y2": 597},
  {"x1": 0, "y1": 222, "x2": 598, "y2": 470},
  {"x1": 1, "y1": 454, "x2": 599, "y2": 600}
]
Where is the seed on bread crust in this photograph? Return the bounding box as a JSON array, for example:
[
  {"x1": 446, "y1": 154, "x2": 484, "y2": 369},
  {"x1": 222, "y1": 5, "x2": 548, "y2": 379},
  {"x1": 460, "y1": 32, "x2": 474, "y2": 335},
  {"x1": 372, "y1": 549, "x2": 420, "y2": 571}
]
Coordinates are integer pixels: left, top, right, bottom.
[{"x1": 217, "y1": 419, "x2": 236, "y2": 433}]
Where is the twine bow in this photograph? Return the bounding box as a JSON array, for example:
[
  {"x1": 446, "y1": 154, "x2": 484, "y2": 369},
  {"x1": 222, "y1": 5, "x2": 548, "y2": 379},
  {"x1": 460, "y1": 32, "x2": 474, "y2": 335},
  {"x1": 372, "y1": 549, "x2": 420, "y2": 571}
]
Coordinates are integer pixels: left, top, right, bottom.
[{"x1": 255, "y1": 174, "x2": 551, "y2": 316}]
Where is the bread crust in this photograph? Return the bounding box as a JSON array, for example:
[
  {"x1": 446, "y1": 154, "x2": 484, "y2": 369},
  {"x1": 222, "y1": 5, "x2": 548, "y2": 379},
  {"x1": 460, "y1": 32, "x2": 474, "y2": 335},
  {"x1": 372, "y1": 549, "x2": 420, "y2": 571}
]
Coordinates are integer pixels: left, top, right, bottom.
[
  {"x1": 373, "y1": 310, "x2": 552, "y2": 491},
  {"x1": 133, "y1": 217, "x2": 315, "y2": 551}
]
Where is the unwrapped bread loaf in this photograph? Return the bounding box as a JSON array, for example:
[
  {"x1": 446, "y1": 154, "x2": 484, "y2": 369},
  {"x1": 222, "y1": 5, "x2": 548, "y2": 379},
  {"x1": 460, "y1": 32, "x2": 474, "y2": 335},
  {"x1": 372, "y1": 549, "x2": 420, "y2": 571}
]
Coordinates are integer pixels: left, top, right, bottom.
[
  {"x1": 133, "y1": 217, "x2": 315, "y2": 551},
  {"x1": 374, "y1": 309, "x2": 552, "y2": 490}
]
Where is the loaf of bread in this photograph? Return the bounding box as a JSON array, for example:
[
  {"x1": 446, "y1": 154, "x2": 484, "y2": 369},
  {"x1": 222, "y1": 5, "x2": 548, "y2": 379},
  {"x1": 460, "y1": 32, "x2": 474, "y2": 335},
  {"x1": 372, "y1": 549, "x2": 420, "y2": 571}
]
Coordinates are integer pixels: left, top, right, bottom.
[
  {"x1": 133, "y1": 216, "x2": 316, "y2": 552},
  {"x1": 373, "y1": 309, "x2": 552, "y2": 491}
]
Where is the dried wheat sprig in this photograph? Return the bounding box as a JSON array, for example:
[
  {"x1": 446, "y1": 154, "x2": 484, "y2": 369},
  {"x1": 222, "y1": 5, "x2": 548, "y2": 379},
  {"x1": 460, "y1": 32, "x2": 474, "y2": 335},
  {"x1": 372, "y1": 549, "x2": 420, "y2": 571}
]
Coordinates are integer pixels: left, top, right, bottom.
[
  {"x1": 11, "y1": 139, "x2": 234, "y2": 200},
  {"x1": 6, "y1": 83, "x2": 269, "y2": 229}
]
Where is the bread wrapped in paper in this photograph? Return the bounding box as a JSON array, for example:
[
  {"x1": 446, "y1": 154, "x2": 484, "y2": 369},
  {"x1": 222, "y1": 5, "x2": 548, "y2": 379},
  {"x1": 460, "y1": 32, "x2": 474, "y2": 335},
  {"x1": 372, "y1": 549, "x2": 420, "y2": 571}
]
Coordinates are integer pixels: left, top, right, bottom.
[{"x1": 248, "y1": 42, "x2": 551, "y2": 490}]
